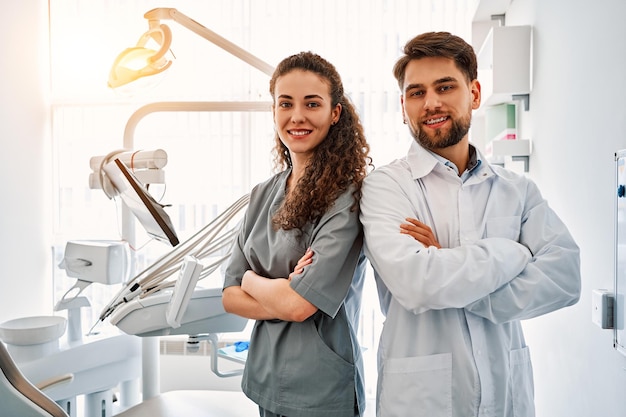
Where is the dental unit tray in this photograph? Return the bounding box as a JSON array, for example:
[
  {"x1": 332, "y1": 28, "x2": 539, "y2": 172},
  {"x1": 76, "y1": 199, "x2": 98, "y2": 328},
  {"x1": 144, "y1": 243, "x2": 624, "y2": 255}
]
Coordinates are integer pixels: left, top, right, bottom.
[
  {"x1": 97, "y1": 194, "x2": 250, "y2": 337},
  {"x1": 109, "y1": 286, "x2": 247, "y2": 337}
]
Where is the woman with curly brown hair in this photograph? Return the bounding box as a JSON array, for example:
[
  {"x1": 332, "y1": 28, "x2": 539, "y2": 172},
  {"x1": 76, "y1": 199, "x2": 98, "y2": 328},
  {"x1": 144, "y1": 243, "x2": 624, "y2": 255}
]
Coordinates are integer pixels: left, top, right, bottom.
[{"x1": 222, "y1": 51, "x2": 372, "y2": 417}]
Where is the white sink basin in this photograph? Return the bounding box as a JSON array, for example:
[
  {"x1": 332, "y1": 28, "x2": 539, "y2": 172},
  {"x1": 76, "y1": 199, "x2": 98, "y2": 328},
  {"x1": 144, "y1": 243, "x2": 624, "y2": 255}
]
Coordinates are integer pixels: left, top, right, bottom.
[{"x1": 0, "y1": 315, "x2": 67, "y2": 345}]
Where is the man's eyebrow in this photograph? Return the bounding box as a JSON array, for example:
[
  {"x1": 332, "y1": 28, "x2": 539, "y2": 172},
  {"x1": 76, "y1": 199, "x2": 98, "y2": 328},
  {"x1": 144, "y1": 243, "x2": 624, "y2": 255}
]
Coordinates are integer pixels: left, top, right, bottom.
[
  {"x1": 434, "y1": 76, "x2": 458, "y2": 85},
  {"x1": 405, "y1": 76, "x2": 459, "y2": 92}
]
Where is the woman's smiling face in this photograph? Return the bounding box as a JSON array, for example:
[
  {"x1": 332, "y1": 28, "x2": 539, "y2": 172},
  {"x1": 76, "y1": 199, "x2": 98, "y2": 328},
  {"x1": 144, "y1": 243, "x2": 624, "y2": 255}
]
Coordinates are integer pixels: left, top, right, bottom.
[{"x1": 272, "y1": 69, "x2": 341, "y2": 165}]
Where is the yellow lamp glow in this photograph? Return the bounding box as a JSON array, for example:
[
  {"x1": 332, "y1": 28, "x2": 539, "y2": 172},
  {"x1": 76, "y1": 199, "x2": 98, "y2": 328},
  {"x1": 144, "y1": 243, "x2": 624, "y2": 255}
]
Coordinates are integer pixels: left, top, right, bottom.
[{"x1": 107, "y1": 24, "x2": 173, "y2": 89}]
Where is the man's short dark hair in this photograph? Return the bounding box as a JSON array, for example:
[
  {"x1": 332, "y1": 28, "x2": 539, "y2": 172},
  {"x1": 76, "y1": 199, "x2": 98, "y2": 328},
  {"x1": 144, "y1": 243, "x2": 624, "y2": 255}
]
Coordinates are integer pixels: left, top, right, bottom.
[{"x1": 393, "y1": 31, "x2": 478, "y2": 91}]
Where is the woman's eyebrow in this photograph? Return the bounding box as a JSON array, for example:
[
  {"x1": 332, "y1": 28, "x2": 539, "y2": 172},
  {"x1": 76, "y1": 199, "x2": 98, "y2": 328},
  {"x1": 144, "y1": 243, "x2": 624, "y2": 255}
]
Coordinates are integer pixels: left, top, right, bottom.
[{"x1": 277, "y1": 94, "x2": 325, "y2": 100}]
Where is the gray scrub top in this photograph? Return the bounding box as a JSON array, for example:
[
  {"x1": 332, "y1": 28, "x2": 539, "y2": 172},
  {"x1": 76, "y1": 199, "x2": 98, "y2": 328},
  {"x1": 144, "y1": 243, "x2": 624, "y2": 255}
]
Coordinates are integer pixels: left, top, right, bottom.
[{"x1": 224, "y1": 169, "x2": 366, "y2": 417}]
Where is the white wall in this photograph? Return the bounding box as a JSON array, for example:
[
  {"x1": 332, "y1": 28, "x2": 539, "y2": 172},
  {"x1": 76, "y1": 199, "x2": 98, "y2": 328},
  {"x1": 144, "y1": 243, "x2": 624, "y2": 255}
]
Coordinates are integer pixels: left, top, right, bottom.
[
  {"x1": 0, "y1": 0, "x2": 52, "y2": 323},
  {"x1": 504, "y1": 0, "x2": 626, "y2": 416}
]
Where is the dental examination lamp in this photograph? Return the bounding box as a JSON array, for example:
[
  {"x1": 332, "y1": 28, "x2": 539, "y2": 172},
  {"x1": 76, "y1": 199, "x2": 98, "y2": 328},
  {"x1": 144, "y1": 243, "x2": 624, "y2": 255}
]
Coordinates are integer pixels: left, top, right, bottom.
[
  {"x1": 107, "y1": 22, "x2": 172, "y2": 89},
  {"x1": 108, "y1": 7, "x2": 274, "y2": 90}
]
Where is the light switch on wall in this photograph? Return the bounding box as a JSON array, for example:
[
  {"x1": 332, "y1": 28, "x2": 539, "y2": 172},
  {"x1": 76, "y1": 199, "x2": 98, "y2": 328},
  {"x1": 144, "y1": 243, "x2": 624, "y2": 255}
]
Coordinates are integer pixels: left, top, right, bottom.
[{"x1": 592, "y1": 289, "x2": 614, "y2": 329}]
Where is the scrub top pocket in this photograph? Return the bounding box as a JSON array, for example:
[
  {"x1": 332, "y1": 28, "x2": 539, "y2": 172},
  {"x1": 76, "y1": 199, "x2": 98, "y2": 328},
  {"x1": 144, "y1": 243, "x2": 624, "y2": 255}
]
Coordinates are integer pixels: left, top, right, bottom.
[{"x1": 279, "y1": 319, "x2": 355, "y2": 411}]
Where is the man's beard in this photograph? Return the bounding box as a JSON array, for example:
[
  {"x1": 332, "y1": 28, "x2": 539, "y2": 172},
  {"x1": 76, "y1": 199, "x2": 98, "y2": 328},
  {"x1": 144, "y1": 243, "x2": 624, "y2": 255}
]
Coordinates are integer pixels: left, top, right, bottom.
[{"x1": 409, "y1": 110, "x2": 471, "y2": 151}]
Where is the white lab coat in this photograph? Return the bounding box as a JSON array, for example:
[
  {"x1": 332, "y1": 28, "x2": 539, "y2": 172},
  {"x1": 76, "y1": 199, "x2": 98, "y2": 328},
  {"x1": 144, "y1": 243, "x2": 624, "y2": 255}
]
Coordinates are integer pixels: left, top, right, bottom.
[{"x1": 360, "y1": 141, "x2": 581, "y2": 417}]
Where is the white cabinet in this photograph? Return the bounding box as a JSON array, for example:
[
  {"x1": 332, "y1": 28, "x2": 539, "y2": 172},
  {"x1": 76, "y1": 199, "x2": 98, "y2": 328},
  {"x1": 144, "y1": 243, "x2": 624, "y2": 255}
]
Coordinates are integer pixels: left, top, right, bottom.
[
  {"x1": 470, "y1": 2, "x2": 533, "y2": 172},
  {"x1": 477, "y1": 25, "x2": 532, "y2": 111}
]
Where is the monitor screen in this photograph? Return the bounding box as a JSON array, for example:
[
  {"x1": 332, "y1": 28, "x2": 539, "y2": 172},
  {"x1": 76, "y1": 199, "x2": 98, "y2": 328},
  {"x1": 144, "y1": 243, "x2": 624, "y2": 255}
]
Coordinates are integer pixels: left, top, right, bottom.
[{"x1": 103, "y1": 158, "x2": 179, "y2": 247}]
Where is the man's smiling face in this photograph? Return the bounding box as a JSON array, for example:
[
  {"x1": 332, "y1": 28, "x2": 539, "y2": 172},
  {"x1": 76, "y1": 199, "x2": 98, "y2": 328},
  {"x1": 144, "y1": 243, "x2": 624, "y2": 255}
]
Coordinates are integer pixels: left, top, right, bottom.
[{"x1": 400, "y1": 56, "x2": 480, "y2": 151}]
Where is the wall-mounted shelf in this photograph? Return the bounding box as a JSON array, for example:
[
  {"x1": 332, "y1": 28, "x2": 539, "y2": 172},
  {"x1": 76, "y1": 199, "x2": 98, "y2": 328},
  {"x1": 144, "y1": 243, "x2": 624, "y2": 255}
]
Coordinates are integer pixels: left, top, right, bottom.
[
  {"x1": 476, "y1": 25, "x2": 532, "y2": 113},
  {"x1": 485, "y1": 139, "x2": 532, "y2": 172},
  {"x1": 485, "y1": 138, "x2": 531, "y2": 158}
]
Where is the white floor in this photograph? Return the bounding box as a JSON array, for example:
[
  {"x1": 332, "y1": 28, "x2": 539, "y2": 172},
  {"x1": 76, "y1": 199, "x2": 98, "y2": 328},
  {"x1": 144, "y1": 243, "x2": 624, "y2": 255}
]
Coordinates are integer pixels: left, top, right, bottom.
[{"x1": 159, "y1": 353, "x2": 377, "y2": 416}]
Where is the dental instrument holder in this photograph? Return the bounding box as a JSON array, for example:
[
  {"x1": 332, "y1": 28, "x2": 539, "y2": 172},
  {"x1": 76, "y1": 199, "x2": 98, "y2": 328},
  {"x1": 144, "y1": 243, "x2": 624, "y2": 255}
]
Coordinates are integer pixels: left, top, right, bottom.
[
  {"x1": 54, "y1": 289, "x2": 91, "y2": 343},
  {"x1": 56, "y1": 240, "x2": 130, "y2": 340}
]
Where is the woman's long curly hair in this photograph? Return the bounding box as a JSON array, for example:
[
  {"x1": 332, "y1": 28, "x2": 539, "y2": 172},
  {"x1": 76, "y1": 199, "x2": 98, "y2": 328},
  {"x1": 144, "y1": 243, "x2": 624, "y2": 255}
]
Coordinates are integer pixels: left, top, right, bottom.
[{"x1": 269, "y1": 51, "x2": 372, "y2": 232}]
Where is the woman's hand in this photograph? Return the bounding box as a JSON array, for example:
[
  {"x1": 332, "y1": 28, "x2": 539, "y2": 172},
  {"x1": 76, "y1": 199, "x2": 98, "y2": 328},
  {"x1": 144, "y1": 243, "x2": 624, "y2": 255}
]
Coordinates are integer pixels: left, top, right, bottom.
[
  {"x1": 289, "y1": 248, "x2": 314, "y2": 281},
  {"x1": 400, "y1": 218, "x2": 441, "y2": 249},
  {"x1": 238, "y1": 248, "x2": 317, "y2": 322}
]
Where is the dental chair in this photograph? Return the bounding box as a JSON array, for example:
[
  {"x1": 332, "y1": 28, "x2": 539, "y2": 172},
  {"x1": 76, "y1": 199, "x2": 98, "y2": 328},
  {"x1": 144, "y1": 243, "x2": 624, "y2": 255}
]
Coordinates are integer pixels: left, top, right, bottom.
[
  {"x1": 1, "y1": 341, "x2": 258, "y2": 417},
  {"x1": 1, "y1": 341, "x2": 68, "y2": 417}
]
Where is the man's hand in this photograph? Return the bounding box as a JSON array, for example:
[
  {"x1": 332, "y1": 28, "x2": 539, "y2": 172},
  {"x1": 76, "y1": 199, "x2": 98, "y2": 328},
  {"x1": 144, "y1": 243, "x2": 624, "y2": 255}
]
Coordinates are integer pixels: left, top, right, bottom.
[{"x1": 400, "y1": 218, "x2": 441, "y2": 248}]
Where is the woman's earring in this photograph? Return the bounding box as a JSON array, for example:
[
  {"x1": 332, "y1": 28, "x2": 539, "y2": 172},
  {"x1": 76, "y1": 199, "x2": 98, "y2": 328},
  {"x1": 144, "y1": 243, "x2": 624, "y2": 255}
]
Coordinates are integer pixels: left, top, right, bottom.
[{"x1": 403, "y1": 119, "x2": 408, "y2": 124}]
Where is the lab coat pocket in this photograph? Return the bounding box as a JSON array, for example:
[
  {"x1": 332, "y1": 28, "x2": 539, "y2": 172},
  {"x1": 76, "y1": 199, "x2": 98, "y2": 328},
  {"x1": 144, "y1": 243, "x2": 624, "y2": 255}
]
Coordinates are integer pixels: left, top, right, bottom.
[
  {"x1": 379, "y1": 353, "x2": 452, "y2": 417},
  {"x1": 510, "y1": 346, "x2": 535, "y2": 417},
  {"x1": 485, "y1": 216, "x2": 521, "y2": 241}
]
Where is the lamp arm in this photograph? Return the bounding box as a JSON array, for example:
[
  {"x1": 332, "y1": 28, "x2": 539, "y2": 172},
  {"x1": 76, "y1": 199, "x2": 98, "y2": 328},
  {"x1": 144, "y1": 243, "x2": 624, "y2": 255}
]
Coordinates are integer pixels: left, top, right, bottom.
[
  {"x1": 122, "y1": 101, "x2": 272, "y2": 149},
  {"x1": 143, "y1": 8, "x2": 275, "y2": 77}
]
